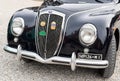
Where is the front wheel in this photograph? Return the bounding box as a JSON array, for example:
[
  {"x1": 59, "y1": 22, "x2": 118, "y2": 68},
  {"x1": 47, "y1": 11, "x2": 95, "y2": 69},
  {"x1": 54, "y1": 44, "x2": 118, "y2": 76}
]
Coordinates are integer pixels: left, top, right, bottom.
[{"x1": 101, "y1": 35, "x2": 117, "y2": 78}]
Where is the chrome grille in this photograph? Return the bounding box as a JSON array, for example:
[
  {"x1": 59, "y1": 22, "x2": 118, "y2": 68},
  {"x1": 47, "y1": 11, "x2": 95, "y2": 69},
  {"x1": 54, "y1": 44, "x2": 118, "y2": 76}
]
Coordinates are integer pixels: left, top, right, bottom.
[{"x1": 36, "y1": 10, "x2": 65, "y2": 59}]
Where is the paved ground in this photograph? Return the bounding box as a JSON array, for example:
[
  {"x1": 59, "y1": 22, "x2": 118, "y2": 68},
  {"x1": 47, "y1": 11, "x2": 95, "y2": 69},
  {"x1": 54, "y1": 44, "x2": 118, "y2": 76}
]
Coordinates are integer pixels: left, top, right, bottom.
[{"x1": 0, "y1": 0, "x2": 120, "y2": 81}]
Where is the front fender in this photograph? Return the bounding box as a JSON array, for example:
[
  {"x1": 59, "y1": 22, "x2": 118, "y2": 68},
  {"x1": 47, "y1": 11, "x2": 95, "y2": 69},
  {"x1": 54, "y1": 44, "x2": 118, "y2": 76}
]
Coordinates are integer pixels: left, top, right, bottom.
[
  {"x1": 62, "y1": 12, "x2": 115, "y2": 56},
  {"x1": 7, "y1": 7, "x2": 39, "y2": 52}
]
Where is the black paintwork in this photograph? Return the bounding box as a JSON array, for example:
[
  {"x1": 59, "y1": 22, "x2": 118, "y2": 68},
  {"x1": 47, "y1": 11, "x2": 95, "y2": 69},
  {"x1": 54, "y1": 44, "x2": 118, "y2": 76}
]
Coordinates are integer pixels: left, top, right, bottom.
[{"x1": 7, "y1": 0, "x2": 120, "y2": 59}]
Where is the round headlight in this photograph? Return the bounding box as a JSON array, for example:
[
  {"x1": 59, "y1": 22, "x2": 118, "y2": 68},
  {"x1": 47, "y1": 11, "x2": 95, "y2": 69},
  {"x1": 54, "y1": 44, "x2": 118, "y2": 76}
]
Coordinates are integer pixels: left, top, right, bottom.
[
  {"x1": 11, "y1": 17, "x2": 24, "y2": 36},
  {"x1": 79, "y1": 24, "x2": 97, "y2": 46}
]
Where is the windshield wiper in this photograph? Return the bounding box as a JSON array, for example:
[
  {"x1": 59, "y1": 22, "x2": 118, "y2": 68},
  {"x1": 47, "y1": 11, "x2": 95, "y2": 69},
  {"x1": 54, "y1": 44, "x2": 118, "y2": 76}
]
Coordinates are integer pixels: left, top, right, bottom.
[{"x1": 95, "y1": 0, "x2": 104, "y2": 3}]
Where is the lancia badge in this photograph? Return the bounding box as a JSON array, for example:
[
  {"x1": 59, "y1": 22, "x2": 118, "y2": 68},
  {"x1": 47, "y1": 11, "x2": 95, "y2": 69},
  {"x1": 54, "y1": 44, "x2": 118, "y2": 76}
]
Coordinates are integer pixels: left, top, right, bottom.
[
  {"x1": 51, "y1": 21, "x2": 56, "y2": 30},
  {"x1": 40, "y1": 21, "x2": 46, "y2": 27}
]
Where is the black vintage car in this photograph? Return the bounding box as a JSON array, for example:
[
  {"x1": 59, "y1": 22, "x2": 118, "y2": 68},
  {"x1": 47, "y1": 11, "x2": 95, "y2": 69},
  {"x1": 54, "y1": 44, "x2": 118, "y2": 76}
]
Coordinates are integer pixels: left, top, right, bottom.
[{"x1": 4, "y1": 0, "x2": 120, "y2": 78}]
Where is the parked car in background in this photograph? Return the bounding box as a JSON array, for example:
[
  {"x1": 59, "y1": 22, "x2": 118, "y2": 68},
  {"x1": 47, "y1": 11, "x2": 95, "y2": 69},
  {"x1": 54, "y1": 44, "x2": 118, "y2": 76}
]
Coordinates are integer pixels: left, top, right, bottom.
[{"x1": 4, "y1": 0, "x2": 120, "y2": 78}]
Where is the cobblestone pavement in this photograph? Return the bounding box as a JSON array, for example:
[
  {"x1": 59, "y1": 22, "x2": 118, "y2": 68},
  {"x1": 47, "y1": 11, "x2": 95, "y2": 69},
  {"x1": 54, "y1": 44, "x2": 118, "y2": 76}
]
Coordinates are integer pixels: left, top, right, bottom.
[{"x1": 0, "y1": 0, "x2": 120, "y2": 81}]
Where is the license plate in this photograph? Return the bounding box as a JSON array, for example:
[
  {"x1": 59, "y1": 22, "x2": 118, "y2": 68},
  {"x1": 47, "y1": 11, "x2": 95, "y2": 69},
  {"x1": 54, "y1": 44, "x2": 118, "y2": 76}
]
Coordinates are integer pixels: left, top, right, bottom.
[{"x1": 78, "y1": 53, "x2": 102, "y2": 60}]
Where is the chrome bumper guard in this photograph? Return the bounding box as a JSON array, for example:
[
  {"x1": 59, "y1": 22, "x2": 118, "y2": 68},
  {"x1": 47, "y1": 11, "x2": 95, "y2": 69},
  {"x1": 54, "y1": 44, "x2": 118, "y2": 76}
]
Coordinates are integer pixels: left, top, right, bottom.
[{"x1": 4, "y1": 45, "x2": 109, "y2": 71}]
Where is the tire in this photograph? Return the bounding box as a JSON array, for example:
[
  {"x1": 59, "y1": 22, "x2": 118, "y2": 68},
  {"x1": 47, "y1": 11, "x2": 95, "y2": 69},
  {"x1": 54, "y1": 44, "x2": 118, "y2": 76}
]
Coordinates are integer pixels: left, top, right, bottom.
[
  {"x1": 101, "y1": 35, "x2": 117, "y2": 78},
  {"x1": 22, "y1": 58, "x2": 32, "y2": 63}
]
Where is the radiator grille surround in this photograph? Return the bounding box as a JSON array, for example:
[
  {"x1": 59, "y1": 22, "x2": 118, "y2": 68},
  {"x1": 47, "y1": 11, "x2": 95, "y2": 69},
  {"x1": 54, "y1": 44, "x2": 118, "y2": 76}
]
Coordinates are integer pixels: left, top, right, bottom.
[{"x1": 36, "y1": 10, "x2": 65, "y2": 59}]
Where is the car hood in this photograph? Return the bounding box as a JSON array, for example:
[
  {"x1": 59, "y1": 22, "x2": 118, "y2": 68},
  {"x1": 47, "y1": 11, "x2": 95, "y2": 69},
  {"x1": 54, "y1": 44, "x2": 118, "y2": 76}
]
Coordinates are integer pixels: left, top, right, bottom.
[{"x1": 56, "y1": 3, "x2": 113, "y2": 12}]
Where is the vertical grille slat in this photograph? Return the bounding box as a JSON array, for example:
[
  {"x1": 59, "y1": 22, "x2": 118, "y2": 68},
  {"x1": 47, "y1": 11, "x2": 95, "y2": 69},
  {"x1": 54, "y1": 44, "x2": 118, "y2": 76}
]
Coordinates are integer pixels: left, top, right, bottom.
[
  {"x1": 46, "y1": 14, "x2": 63, "y2": 58},
  {"x1": 37, "y1": 14, "x2": 49, "y2": 58},
  {"x1": 36, "y1": 10, "x2": 65, "y2": 59}
]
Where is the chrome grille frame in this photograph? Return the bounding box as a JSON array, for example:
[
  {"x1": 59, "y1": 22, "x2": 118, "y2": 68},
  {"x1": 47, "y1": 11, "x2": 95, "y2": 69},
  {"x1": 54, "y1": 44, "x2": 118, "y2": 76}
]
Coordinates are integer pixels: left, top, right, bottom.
[{"x1": 35, "y1": 10, "x2": 66, "y2": 59}]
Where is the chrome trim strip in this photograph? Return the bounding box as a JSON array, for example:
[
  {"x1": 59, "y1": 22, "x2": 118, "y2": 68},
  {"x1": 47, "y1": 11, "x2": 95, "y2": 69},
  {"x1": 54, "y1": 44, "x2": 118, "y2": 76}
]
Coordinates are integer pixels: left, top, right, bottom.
[
  {"x1": 35, "y1": 15, "x2": 42, "y2": 57},
  {"x1": 44, "y1": 14, "x2": 50, "y2": 59},
  {"x1": 4, "y1": 45, "x2": 109, "y2": 69},
  {"x1": 35, "y1": 13, "x2": 39, "y2": 56}
]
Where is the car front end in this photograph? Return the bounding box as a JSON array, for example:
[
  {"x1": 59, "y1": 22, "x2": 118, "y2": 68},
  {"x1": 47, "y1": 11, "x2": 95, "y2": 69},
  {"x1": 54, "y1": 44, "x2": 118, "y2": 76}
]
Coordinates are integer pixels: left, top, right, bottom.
[{"x1": 4, "y1": 0, "x2": 120, "y2": 78}]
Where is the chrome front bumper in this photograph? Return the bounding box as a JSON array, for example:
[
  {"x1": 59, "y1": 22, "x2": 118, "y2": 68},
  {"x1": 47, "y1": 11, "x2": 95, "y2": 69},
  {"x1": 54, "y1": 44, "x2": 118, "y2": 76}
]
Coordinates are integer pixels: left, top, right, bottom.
[{"x1": 4, "y1": 45, "x2": 109, "y2": 71}]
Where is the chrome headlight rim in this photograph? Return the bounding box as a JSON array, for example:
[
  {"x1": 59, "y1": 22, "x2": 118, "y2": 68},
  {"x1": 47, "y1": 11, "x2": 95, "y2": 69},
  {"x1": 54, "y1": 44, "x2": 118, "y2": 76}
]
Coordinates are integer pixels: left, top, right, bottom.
[
  {"x1": 79, "y1": 23, "x2": 97, "y2": 46},
  {"x1": 11, "y1": 17, "x2": 25, "y2": 37}
]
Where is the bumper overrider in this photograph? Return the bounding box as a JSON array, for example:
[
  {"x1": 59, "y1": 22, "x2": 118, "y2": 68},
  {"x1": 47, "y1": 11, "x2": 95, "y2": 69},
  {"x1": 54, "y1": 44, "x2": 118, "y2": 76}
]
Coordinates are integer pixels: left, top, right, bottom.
[{"x1": 4, "y1": 45, "x2": 109, "y2": 71}]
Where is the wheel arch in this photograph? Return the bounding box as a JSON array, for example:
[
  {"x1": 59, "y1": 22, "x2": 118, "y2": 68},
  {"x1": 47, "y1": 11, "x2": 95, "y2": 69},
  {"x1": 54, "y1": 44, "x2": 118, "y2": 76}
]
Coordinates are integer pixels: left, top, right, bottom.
[{"x1": 110, "y1": 15, "x2": 120, "y2": 51}]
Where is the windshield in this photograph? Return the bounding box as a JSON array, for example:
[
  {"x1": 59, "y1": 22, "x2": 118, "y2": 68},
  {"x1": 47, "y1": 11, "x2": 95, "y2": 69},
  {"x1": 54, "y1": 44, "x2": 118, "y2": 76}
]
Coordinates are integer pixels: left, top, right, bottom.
[{"x1": 60, "y1": 0, "x2": 114, "y2": 3}]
